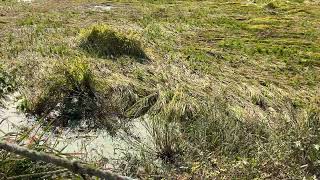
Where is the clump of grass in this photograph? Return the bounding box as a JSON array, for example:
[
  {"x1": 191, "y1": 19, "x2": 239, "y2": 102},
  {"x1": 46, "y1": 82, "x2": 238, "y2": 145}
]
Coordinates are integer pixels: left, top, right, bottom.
[
  {"x1": 0, "y1": 64, "x2": 16, "y2": 100},
  {"x1": 24, "y1": 59, "x2": 153, "y2": 130},
  {"x1": 287, "y1": 108, "x2": 320, "y2": 176},
  {"x1": 26, "y1": 58, "x2": 105, "y2": 127},
  {"x1": 123, "y1": 86, "x2": 271, "y2": 177},
  {"x1": 265, "y1": 2, "x2": 278, "y2": 10},
  {"x1": 80, "y1": 24, "x2": 148, "y2": 60},
  {"x1": 151, "y1": 119, "x2": 183, "y2": 163}
]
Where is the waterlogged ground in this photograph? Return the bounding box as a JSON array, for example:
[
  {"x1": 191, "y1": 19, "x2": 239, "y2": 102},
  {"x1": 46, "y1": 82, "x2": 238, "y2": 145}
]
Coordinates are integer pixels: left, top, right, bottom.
[
  {"x1": 0, "y1": 93, "x2": 152, "y2": 167},
  {"x1": 0, "y1": 0, "x2": 320, "y2": 179}
]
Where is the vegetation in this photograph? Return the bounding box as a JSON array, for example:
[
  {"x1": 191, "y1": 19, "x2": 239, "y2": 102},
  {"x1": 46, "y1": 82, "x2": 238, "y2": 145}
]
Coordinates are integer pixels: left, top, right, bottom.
[
  {"x1": 80, "y1": 24, "x2": 148, "y2": 60},
  {"x1": 0, "y1": 65, "x2": 15, "y2": 100},
  {"x1": 25, "y1": 58, "x2": 104, "y2": 126},
  {"x1": 0, "y1": 0, "x2": 319, "y2": 179}
]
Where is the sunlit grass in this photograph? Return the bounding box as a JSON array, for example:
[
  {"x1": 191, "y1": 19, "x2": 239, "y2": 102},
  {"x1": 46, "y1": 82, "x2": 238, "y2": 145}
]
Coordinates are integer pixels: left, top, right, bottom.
[{"x1": 0, "y1": 0, "x2": 319, "y2": 178}]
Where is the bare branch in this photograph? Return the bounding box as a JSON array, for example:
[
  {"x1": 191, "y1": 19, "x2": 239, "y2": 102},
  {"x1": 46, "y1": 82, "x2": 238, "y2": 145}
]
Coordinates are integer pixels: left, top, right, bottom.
[{"x1": 0, "y1": 141, "x2": 133, "y2": 180}]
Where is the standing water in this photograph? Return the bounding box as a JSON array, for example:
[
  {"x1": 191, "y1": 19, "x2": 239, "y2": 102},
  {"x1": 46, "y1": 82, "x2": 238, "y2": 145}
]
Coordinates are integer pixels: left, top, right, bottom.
[{"x1": 0, "y1": 93, "x2": 153, "y2": 168}]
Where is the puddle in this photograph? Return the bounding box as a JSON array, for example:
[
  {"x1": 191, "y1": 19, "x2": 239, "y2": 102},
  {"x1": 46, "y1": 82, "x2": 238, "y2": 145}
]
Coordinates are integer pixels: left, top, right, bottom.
[
  {"x1": 92, "y1": 5, "x2": 113, "y2": 12},
  {"x1": 0, "y1": 93, "x2": 153, "y2": 168},
  {"x1": 47, "y1": 118, "x2": 153, "y2": 162},
  {"x1": 0, "y1": 93, "x2": 31, "y2": 135},
  {"x1": 17, "y1": 0, "x2": 33, "y2": 3}
]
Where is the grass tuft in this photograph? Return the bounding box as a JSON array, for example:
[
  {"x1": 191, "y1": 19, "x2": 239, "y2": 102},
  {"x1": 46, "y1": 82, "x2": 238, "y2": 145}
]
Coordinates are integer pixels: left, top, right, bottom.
[
  {"x1": 0, "y1": 64, "x2": 16, "y2": 101},
  {"x1": 80, "y1": 24, "x2": 148, "y2": 60},
  {"x1": 26, "y1": 58, "x2": 104, "y2": 127}
]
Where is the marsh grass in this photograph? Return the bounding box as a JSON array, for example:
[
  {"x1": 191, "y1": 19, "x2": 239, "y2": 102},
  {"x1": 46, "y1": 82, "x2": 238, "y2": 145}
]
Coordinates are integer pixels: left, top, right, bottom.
[
  {"x1": 80, "y1": 24, "x2": 148, "y2": 61},
  {"x1": 1, "y1": 0, "x2": 320, "y2": 179},
  {"x1": 0, "y1": 65, "x2": 16, "y2": 101},
  {"x1": 25, "y1": 59, "x2": 106, "y2": 127},
  {"x1": 151, "y1": 119, "x2": 183, "y2": 163}
]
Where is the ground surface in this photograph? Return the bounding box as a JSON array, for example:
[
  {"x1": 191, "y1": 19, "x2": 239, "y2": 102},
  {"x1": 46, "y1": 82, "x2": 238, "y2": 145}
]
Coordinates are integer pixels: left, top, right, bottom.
[{"x1": 0, "y1": 0, "x2": 320, "y2": 179}]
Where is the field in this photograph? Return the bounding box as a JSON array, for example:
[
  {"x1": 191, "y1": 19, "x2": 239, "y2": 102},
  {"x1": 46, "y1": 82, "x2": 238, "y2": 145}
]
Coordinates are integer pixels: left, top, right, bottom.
[{"x1": 0, "y1": 0, "x2": 320, "y2": 179}]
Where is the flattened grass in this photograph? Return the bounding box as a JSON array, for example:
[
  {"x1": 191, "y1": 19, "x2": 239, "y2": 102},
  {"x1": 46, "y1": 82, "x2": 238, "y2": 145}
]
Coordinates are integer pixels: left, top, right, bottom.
[{"x1": 0, "y1": 0, "x2": 319, "y2": 179}]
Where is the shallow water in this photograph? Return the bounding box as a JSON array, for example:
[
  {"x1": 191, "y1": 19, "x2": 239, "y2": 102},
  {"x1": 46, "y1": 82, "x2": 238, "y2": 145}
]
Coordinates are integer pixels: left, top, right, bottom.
[
  {"x1": 0, "y1": 93, "x2": 30, "y2": 135},
  {"x1": 92, "y1": 5, "x2": 113, "y2": 12},
  {"x1": 0, "y1": 93, "x2": 152, "y2": 167},
  {"x1": 17, "y1": 0, "x2": 33, "y2": 3}
]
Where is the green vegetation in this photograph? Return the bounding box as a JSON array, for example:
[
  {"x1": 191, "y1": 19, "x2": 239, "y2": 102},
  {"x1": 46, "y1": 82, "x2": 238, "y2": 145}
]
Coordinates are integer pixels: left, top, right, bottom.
[
  {"x1": 0, "y1": 65, "x2": 15, "y2": 101},
  {"x1": 80, "y1": 24, "x2": 148, "y2": 60},
  {"x1": 0, "y1": 0, "x2": 319, "y2": 179},
  {"x1": 25, "y1": 59, "x2": 105, "y2": 126},
  {"x1": 0, "y1": 157, "x2": 60, "y2": 178}
]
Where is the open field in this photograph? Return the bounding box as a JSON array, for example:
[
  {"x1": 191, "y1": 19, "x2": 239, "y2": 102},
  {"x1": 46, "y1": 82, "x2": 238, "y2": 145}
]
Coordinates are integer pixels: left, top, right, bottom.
[{"x1": 0, "y1": 0, "x2": 320, "y2": 179}]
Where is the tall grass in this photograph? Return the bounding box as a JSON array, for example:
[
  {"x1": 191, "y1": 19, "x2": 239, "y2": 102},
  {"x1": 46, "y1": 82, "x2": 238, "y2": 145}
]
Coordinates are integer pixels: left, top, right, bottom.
[{"x1": 118, "y1": 85, "x2": 320, "y2": 178}]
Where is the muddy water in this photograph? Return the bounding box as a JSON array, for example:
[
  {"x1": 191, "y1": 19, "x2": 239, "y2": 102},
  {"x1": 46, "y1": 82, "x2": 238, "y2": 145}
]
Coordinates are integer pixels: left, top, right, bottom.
[{"x1": 0, "y1": 93, "x2": 153, "y2": 166}]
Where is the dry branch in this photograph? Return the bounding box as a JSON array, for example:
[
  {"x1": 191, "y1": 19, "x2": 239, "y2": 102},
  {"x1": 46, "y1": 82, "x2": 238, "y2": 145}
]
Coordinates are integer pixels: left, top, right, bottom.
[{"x1": 0, "y1": 141, "x2": 133, "y2": 180}]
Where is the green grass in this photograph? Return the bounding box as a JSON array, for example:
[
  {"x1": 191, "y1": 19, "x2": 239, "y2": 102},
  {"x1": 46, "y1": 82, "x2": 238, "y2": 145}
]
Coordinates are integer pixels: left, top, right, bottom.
[
  {"x1": 80, "y1": 24, "x2": 148, "y2": 60},
  {"x1": 25, "y1": 58, "x2": 103, "y2": 126},
  {"x1": 0, "y1": 0, "x2": 319, "y2": 179},
  {"x1": 0, "y1": 64, "x2": 16, "y2": 101}
]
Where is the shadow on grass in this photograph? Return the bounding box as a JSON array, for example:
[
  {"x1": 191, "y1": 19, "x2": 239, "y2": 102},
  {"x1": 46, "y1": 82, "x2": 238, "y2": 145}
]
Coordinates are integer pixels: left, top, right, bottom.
[{"x1": 80, "y1": 25, "x2": 149, "y2": 63}]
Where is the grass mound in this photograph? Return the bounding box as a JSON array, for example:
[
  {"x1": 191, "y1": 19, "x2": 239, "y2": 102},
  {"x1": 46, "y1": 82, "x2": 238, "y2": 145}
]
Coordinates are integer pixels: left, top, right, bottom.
[
  {"x1": 80, "y1": 24, "x2": 148, "y2": 60},
  {"x1": 24, "y1": 58, "x2": 152, "y2": 130},
  {"x1": 26, "y1": 59, "x2": 105, "y2": 127}
]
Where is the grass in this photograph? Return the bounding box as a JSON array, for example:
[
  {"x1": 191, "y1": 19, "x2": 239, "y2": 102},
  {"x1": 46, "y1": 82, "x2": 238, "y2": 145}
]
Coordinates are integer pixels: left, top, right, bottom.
[
  {"x1": 24, "y1": 58, "x2": 106, "y2": 127},
  {"x1": 0, "y1": 64, "x2": 16, "y2": 102},
  {"x1": 0, "y1": 0, "x2": 319, "y2": 179},
  {"x1": 80, "y1": 24, "x2": 148, "y2": 60}
]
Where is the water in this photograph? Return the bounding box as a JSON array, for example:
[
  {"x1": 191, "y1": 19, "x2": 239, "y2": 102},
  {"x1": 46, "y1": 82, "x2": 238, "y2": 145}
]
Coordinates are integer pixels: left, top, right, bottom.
[
  {"x1": 0, "y1": 93, "x2": 30, "y2": 136},
  {"x1": 17, "y1": 0, "x2": 33, "y2": 3},
  {"x1": 0, "y1": 93, "x2": 153, "y2": 168},
  {"x1": 92, "y1": 5, "x2": 113, "y2": 12}
]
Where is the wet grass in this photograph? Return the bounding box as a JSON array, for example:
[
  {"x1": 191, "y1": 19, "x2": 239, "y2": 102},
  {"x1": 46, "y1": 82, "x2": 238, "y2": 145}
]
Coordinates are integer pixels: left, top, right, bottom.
[{"x1": 0, "y1": 0, "x2": 320, "y2": 179}]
